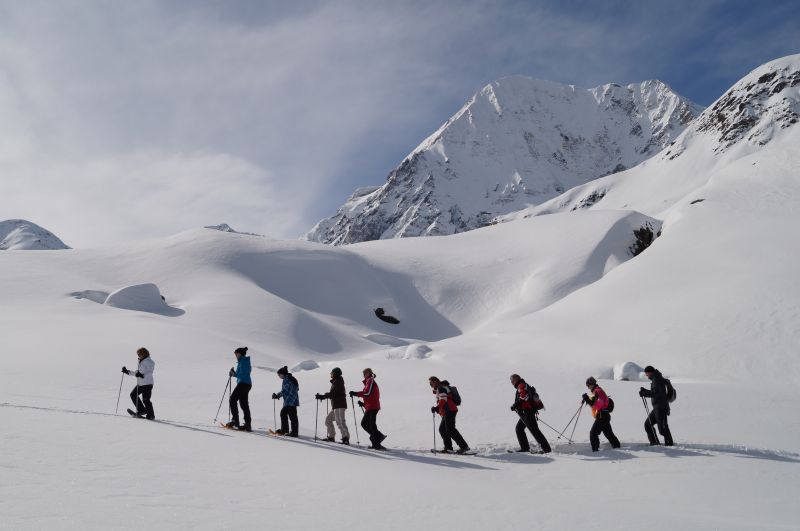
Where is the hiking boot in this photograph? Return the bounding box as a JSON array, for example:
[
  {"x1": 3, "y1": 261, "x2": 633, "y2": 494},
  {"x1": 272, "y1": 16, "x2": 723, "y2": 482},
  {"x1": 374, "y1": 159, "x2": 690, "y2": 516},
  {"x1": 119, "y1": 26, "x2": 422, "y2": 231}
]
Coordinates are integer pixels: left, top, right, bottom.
[
  {"x1": 288, "y1": 433, "x2": 298, "y2": 438},
  {"x1": 340, "y1": 437, "x2": 350, "y2": 445},
  {"x1": 378, "y1": 433, "x2": 387, "y2": 444},
  {"x1": 456, "y1": 448, "x2": 471, "y2": 455},
  {"x1": 236, "y1": 425, "x2": 252, "y2": 432},
  {"x1": 145, "y1": 415, "x2": 155, "y2": 420},
  {"x1": 224, "y1": 421, "x2": 239, "y2": 429},
  {"x1": 372, "y1": 444, "x2": 387, "y2": 451},
  {"x1": 322, "y1": 436, "x2": 336, "y2": 442}
]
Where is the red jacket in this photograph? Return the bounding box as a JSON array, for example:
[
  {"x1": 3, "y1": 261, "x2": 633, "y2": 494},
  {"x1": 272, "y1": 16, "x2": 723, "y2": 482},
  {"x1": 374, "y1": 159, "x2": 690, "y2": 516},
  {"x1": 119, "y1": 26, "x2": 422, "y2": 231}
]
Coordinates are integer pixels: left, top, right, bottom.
[
  {"x1": 515, "y1": 381, "x2": 536, "y2": 411},
  {"x1": 434, "y1": 385, "x2": 457, "y2": 416},
  {"x1": 589, "y1": 386, "x2": 610, "y2": 418},
  {"x1": 356, "y1": 376, "x2": 380, "y2": 411}
]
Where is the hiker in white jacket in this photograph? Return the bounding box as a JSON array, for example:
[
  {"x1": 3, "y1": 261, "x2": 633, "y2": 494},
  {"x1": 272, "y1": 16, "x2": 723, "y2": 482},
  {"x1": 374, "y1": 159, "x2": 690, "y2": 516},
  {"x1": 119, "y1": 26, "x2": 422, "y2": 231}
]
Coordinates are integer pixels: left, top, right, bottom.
[{"x1": 122, "y1": 347, "x2": 156, "y2": 419}]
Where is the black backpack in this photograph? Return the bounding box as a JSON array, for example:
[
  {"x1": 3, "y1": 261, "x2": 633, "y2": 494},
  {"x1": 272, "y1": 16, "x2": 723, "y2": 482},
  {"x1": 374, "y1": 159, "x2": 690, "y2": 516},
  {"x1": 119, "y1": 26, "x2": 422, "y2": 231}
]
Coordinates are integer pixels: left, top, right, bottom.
[
  {"x1": 665, "y1": 379, "x2": 677, "y2": 403},
  {"x1": 605, "y1": 397, "x2": 615, "y2": 413},
  {"x1": 449, "y1": 385, "x2": 462, "y2": 406}
]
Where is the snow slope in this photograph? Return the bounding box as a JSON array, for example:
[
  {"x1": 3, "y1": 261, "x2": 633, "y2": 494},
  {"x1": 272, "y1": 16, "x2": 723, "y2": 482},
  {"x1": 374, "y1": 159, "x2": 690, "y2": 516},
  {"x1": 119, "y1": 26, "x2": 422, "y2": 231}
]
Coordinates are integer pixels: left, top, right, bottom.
[
  {"x1": 2, "y1": 56, "x2": 800, "y2": 530},
  {"x1": 308, "y1": 77, "x2": 701, "y2": 244},
  {"x1": 0, "y1": 219, "x2": 70, "y2": 250}
]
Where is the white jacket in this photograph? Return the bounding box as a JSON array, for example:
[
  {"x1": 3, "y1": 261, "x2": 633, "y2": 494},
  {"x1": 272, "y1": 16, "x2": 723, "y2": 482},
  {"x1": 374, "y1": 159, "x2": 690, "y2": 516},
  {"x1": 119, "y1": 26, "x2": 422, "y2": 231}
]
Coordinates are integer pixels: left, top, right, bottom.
[{"x1": 132, "y1": 357, "x2": 155, "y2": 386}]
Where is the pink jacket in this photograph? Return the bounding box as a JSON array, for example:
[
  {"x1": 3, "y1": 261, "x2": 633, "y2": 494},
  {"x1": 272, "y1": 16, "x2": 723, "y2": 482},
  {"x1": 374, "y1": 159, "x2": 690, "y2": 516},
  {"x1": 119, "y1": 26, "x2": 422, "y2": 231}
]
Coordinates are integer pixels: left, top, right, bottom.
[{"x1": 590, "y1": 386, "x2": 610, "y2": 418}]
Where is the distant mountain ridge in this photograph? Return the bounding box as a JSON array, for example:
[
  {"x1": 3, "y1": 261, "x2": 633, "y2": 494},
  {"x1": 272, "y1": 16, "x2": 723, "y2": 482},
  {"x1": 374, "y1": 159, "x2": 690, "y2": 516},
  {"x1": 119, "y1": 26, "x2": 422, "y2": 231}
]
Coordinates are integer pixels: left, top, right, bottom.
[
  {"x1": 0, "y1": 219, "x2": 70, "y2": 250},
  {"x1": 307, "y1": 77, "x2": 703, "y2": 245}
]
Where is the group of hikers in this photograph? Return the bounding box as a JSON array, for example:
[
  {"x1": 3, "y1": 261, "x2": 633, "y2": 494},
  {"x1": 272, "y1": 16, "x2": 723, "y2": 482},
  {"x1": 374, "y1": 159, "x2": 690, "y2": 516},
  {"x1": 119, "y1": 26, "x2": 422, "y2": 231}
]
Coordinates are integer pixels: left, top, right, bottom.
[{"x1": 121, "y1": 346, "x2": 676, "y2": 453}]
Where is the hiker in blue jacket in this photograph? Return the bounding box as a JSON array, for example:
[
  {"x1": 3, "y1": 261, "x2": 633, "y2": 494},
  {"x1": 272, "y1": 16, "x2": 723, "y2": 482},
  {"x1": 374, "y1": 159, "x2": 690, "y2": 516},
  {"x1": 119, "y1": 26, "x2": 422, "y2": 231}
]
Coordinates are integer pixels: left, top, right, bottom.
[
  {"x1": 272, "y1": 366, "x2": 300, "y2": 437},
  {"x1": 225, "y1": 347, "x2": 252, "y2": 431}
]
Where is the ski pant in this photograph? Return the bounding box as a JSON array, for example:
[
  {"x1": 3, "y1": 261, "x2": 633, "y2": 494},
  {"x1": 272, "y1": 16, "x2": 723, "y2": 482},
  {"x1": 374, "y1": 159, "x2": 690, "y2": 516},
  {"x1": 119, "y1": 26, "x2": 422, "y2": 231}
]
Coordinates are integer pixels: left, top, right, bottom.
[
  {"x1": 130, "y1": 384, "x2": 154, "y2": 418},
  {"x1": 229, "y1": 383, "x2": 252, "y2": 428},
  {"x1": 439, "y1": 410, "x2": 469, "y2": 451},
  {"x1": 325, "y1": 407, "x2": 350, "y2": 440},
  {"x1": 645, "y1": 407, "x2": 673, "y2": 445},
  {"x1": 516, "y1": 409, "x2": 551, "y2": 453},
  {"x1": 280, "y1": 405, "x2": 298, "y2": 436},
  {"x1": 589, "y1": 412, "x2": 621, "y2": 451},
  {"x1": 360, "y1": 409, "x2": 385, "y2": 448}
]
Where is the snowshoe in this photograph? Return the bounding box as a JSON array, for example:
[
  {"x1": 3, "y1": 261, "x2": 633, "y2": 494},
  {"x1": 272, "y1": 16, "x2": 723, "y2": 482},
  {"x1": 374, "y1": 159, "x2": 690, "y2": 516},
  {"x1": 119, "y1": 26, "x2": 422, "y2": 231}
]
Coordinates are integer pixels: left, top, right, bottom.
[
  {"x1": 340, "y1": 438, "x2": 350, "y2": 445},
  {"x1": 127, "y1": 409, "x2": 145, "y2": 418},
  {"x1": 322, "y1": 436, "x2": 336, "y2": 442},
  {"x1": 236, "y1": 425, "x2": 252, "y2": 432}
]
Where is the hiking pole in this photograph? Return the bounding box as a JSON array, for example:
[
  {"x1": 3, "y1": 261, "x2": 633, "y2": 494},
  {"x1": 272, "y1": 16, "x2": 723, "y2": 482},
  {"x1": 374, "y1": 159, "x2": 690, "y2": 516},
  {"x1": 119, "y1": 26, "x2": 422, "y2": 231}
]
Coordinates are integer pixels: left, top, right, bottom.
[
  {"x1": 228, "y1": 376, "x2": 232, "y2": 423},
  {"x1": 273, "y1": 398, "x2": 277, "y2": 432},
  {"x1": 558, "y1": 403, "x2": 583, "y2": 439},
  {"x1": 314, "y1": 397, "x2": 319, "y2": 441},
  {"x1": 642, "y1": 397, "x2": 660, "y2": 445},
  {"x1": 536, "y1": 414, "x2": 565, "y2": 440},
  {"x1": 350, "y1": 395, "x2": 361, "y2": 446},
  {"x1": 432, "y1": 411, "x2": 437, "y2": 455},
  {"x1": 568, "y1": 403, "x2": 584, "y2": 444},
  {"x1": 115, "y1": 373, "x2": 125, "y2": 414},
  {"x1": 213, "y1": 376, "x2": 231, "y2": 423}
]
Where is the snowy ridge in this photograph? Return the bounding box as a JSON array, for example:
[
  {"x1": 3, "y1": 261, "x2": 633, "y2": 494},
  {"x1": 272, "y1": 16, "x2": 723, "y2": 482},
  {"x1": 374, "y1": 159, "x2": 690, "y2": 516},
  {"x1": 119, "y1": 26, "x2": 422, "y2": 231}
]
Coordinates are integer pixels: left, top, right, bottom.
[
  {"x1": 0, "y1": 219, "x2": 70, "y2": 250},
  {"x1": 307, "y1": 77, "x2": 702, "y2": 245}
]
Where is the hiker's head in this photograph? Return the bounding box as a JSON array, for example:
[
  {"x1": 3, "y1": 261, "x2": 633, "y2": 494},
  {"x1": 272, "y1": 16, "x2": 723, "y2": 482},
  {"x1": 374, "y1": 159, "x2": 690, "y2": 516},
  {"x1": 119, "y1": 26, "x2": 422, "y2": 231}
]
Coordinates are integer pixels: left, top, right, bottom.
[
  {"x1": 234, "y1": 346, "x2": 248, "y2": 359},
  {"x1": 428, "y1": 376, "x2": 440, "y2": 388},
  {"x1": 136, "y1": 347, "x2": 149, "y2": 360},
  {"x1": 644, "y1": 366, "x2": 655, "y2": 379},
  {"x1": 510, "y1": 374, "x2": 521, "y2": 387},
  {"x1": 331, "y1": 367, "x2": 342, "y2": 379},
  {"x1": 277, "y1": 366, "x2": 289, "y2": 379},
  {"x1": 363, "y1": 368, "x2": 374, "y2": 378},
  {"x1": 585, "y1": 376, "x2": 597, "y2": 390}
]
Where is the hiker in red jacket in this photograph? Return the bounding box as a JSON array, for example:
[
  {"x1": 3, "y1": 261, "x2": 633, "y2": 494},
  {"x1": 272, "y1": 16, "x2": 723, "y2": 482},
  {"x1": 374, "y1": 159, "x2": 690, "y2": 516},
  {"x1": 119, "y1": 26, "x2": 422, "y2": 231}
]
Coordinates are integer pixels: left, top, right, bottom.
[
  {"x1": 349, "y1": 368, "x2": 386, "y2": 450},
  {"x1": 429, "y1": 376, "x2": 470, "y2": 454},
  {"x1": 582, "y1": 376, "x2": 621, "y2": 452},
  {"x1": 510, "y1": 374, "x2": 551, "y2": 453}
]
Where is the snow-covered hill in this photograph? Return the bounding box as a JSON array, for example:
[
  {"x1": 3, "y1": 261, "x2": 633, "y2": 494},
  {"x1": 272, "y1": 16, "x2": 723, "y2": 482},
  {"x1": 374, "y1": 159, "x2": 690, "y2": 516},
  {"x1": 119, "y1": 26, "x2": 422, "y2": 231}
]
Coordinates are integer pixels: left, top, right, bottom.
[
  {"x1": 308, "y1": 77, "x2": 702, "y2": 244},
  {"x1": 0, "y1": 219, "x2": 70, "y2": 250}
]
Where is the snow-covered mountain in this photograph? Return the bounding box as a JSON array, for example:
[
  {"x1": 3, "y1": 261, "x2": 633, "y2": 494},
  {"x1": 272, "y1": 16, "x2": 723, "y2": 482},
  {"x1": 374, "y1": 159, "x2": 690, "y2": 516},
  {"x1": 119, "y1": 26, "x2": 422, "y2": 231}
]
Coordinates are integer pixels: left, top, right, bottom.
[
  {"x1": 307, "y1": 77, "x2": 703, "y2": 244},
  {"x1": 0, "y1": 219, "x2": 70, "y2": 250}
]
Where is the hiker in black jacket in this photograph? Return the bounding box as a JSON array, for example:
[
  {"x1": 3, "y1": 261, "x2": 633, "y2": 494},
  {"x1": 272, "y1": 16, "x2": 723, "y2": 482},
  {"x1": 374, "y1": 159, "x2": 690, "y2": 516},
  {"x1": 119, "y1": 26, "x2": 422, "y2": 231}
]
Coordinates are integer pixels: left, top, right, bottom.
[
  {"x1": 510, "y1": 374, "x2": 551, "y2": 453},
  {"x1": 316, "y1": 367, "x2": 350, "y2": 444},
  {"x1": 639, "y1": 365, "x2": 674, "y2": 446}
]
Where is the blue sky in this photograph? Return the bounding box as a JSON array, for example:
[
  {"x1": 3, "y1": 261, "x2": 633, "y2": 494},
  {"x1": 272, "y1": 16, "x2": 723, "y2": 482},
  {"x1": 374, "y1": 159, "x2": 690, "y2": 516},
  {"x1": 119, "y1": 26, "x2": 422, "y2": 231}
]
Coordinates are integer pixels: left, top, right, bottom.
[{"x1": 0, "y1": 0, "x2": 797, "y2": 246}]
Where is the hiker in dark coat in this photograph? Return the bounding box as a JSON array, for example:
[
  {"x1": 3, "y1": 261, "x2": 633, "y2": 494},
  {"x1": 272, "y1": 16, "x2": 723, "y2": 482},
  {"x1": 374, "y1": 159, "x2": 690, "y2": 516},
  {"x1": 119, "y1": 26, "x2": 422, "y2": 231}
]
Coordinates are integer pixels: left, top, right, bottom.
[
  {"x1": 316, "y1": 367, "x2": 350, "y2": 444},
  {"x1": 639, "y1": 366, "x2": 674, "y2": 445}
]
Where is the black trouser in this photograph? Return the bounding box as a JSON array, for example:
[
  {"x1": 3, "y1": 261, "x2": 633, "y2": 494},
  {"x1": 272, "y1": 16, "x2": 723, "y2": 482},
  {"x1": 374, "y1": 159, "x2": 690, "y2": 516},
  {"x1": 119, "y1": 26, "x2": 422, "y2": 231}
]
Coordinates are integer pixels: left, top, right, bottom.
[
  {"x1": 229, "y1": 383, "x2": 252, "y2": 427},
  {"x1": 130, "y1": 384, "x2": 154, "y2": 418},
  {"x1": 589, "y1": 412, "x2": 620, "y2": 451},
  {"x1": 280, "y1": 406, "x2": 298, "y2": 436},
  {"x1": 516, "y1": 409, "x2": 551, "y2": 452},
  {"x1": 439, "y1": 410, "x2": 469, "y2": 451},
  {"x1": 645, "y1": 406, "x2": 673, "y2": 445},
  {"x1": 360, "y1": 409, "x2": 385, "y2": 448}
]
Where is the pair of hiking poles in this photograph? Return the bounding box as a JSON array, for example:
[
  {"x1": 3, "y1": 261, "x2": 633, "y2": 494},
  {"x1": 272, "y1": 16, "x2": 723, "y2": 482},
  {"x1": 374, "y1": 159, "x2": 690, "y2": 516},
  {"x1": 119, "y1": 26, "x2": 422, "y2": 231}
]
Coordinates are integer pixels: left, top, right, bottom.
[
  {"x1": 536, "y1": 401, "x2": 585, "y2": 445},
  {"x1": 314, "y1": 395, "x2": 361, "y2": 445}
]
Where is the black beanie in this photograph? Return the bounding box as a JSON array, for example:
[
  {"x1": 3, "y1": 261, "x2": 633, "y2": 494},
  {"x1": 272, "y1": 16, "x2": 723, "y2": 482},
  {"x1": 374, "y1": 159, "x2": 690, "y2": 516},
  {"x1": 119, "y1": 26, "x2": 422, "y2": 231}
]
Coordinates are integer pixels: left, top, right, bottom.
[
  {"x1": 277, "y1": 365, "x2": 289, "y2": 375},
  {"x1": 586, "y1": 376, "x2": 597, "y2": 386},
  {"x1": 643, "y1": 365, "x2": 655, "y2": 373},
  {"x1": 234, "y1": 346, "x2": 248, "y2": 356}
]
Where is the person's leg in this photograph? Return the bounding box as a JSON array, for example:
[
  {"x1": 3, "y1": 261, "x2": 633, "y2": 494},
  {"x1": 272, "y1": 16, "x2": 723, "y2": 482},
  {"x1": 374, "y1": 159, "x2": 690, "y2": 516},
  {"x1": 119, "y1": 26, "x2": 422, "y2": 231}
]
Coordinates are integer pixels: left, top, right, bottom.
[
  {"x1": 141, "y1": 385, "x2": 154, "y2": 419},
  {"x1": 279, "y1": 406, "x2": 289, "y2": 433},
  {"x1": 602, "y1": 415, "x2": 621, "y2": 448},
  {"x1": 362, "y1": 410, "x2": 378, "y2": 446},
  {"x1": 229, "y1": 384, "x2": 242, "y2": 426},
  {"x1": 656, "y1": 408, "x2": 673, "y2": 446},
  {"x1": 129, "y1": 387, "x2": 141, "y2": 412},
  {"x1": 288, "y1": 406, "x2": 298, "y2": 436},
  {"x1": 515, "y1": 415, "x2": 531, "y2": 451},
  {"x1": 524, "y1": 411, "x2": 551, "y2": 453},
  {"x1": 446, "y1": 411, "x2": 469, "y2": 451},
  {"x1": 438, "y1": 415, "x2": 453, "y2": 451},
  {"x1": 335, "y1": 408, "x2": 349, "y2": 440},
  {"x1": 324, "y1": 409, "x2": 336, "y2": 439},
  {"x1": 240, "y1": 384, "x2": 251, "y2": 428},
  {"x1": 589, "y1": 418, "x2": 602, "y2": 451},
  {"x1": 645, "y1": 410, "x2": 659, "y2": 445}
]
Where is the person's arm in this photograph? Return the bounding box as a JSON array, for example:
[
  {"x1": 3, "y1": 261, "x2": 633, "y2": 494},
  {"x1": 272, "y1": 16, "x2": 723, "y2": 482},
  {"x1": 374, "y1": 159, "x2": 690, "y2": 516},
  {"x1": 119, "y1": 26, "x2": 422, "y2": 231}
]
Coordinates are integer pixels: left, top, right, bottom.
[{"x1": 436, "y1": 387, "x2": 449, "y2": 415}]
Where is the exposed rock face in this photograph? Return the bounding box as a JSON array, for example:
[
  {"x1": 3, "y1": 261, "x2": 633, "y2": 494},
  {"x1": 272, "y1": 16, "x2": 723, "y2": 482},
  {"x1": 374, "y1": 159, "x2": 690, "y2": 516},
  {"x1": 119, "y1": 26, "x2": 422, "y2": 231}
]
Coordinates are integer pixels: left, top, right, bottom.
[{"x1": 308, "y1": 77, "x2": 702, "y2": 245}]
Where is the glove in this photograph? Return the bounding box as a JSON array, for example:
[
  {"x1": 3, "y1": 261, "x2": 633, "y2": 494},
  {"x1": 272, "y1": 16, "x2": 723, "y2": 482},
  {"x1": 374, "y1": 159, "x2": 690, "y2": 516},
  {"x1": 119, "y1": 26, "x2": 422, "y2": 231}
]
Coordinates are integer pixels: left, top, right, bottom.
[
  {"x1": 349, "y1": 390, "x2": 357, "y2": 397},
  {"x1": 639, "y1": 387, "x2": 647, "y2": 397},
  {"x1": 135, "y1": 371, "x2": 144, "y2": 378},
  {"x1": 357, "y1": 401, "x2": 364, "y2": 408},
  {"x1": 229, "y1": 368, "x2": 236, "y2": 377},
  {"x1": 121, "y1": 366, "x2": 129, "y2": 374},
  {"x1": 582, "y1": 393, "x2": 590, "y2": 405},
  {"x1": 271, "y1": 393, "x2": 278, "y2": 400},
  {"x1": 315, "y1": 393, "x2": 323, "y2": 400},
  {"x1": 510, "y1": 403, "x2": 518, "y2": 412},
  {"x1": 431, "y1": 406, "x2": 437, "y2": 414}
]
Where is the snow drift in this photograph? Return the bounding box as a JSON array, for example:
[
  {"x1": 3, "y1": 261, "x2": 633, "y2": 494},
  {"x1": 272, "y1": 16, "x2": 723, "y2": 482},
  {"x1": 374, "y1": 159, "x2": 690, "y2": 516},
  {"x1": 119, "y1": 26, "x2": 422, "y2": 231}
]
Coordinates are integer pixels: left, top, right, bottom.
[{"x1": 0, "y1": 219, "x2": 70, "y2": 250}]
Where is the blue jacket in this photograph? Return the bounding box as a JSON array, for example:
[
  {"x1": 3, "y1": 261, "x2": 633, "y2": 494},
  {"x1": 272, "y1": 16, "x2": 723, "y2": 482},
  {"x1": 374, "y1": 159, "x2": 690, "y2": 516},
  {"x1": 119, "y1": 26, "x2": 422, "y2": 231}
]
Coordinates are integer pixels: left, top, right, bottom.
[
  {"x1": 235, "y1": 356, "x2": 252, "y2": 385},
  {"x1": 276, "y1": 374, "x2": 300, "y2": 407}
]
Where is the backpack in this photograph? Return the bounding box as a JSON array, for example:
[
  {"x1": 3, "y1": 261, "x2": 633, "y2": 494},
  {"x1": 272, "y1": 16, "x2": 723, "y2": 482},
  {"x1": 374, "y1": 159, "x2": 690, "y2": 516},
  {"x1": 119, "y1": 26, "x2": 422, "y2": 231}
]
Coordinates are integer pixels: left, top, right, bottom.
[
  {"x1": 528, "y1": 385, "x2": 545, "y2": 411},
  {"x1": 605, "y1": 397, "x2": 615, "y2": 413},
  {"x1": 449, "y1": 385, "x2": 462, "y2": 406},
  {"x1": 665, "y1": 379, "x2": 677, "y2": 403}
]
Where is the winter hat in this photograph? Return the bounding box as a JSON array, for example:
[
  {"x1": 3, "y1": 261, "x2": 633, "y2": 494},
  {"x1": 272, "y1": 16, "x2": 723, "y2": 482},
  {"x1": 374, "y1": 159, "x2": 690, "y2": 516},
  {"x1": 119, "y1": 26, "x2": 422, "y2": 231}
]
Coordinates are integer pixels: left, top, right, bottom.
[
  {"x1": 585, "y1": 376, "x2": 597, "y2": 386},
  {"x1": 331, "y1": 367, "x2": 342, "y2": 377},
  {"x1": 643, "y1": 365, "x2": 655, "y2": 374},
  {"x1": 234, "y1": 346, "x2": 248, "y2": 356},
  {"x1": 277, "y1": 365, "x2": 289, "y2": 376}
]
